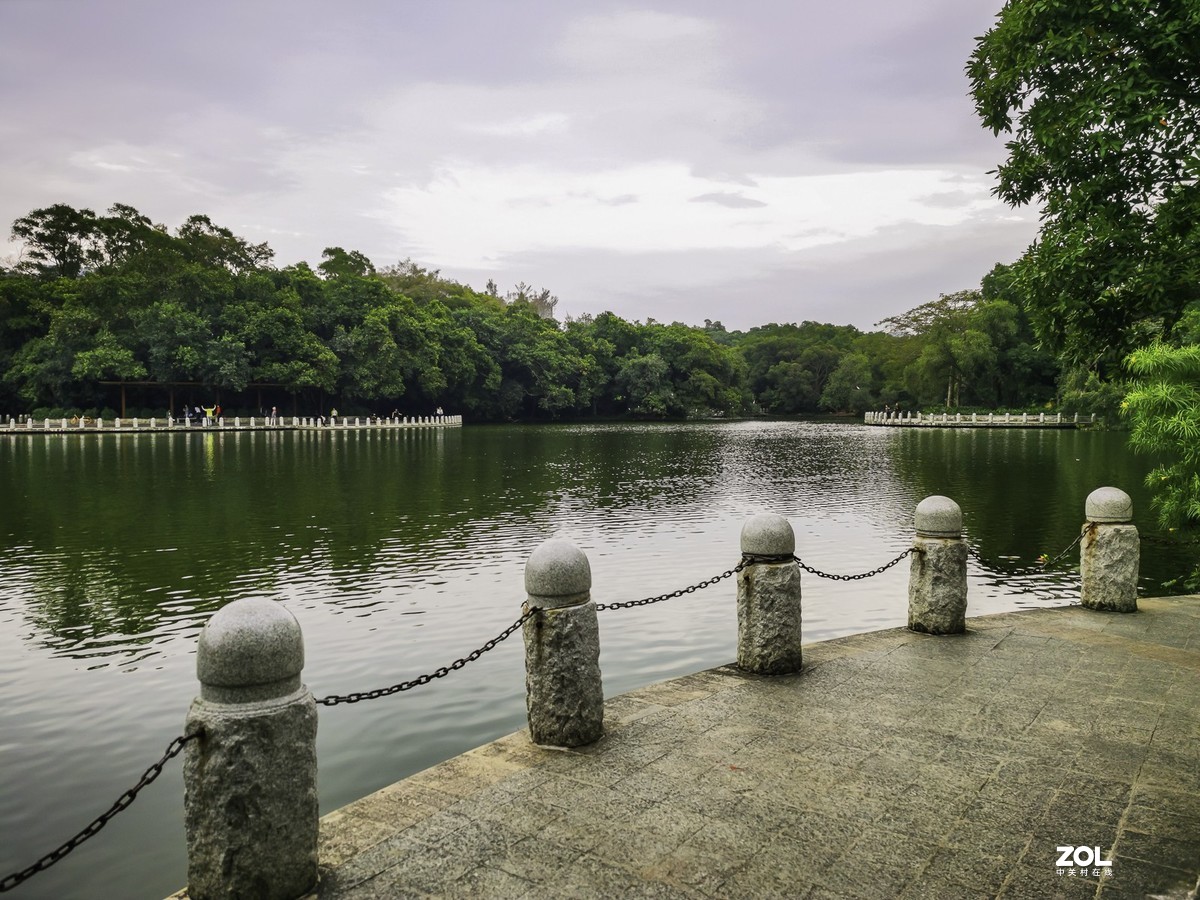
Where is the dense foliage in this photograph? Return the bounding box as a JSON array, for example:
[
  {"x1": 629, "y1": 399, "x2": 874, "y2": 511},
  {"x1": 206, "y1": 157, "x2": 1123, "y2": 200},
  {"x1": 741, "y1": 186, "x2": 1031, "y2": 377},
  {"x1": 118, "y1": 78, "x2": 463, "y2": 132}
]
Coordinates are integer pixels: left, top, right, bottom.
[
  {"x1": 1, "y1": 204, "x2": 1062, "y2": 421},
  {"x1": 1123, "y1": 340, "x2": 1200, "y2": 529},
  {"x1": 971, "y1": 0, "x2": 1200, "y2": 579},
  {"x1": 968, "y1": 0, "x2": 1200, "y2": 372}
]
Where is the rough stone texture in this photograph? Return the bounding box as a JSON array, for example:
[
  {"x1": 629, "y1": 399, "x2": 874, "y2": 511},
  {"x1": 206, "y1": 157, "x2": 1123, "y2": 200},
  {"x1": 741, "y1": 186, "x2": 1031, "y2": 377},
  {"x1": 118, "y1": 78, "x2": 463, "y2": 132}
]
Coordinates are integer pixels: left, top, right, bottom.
[
  {"x1": 914, "y1": 495, "x2": 963, "y2": 538},
  {"x1": 524, "y1": 539, "x2": 591, "y2": 608},
  {"x1": 1086, "y1": 486, "x2": 1134, "y2": 524},
  {"x1": 736, "y1": 561, "x2": 803, "y2": 674},
  {"x1": 523, "y1": 602, "x2": 603, "y2": 747},
  {"x1": 1081, "y1": 523, "x2": 1140, "y2": 613},
  {"x1": 184, "y1": 691, "x2": 319, "y2": 900},
  {"x1": 197, "y1": 597, "x2": 304, "y2": 704},
  {"x1": 739, "y1": 513, "x2": 795, "y2": 558},
  {"x1": 235, "y1": 595, "x2": 1200, "y2": 900},
  {"x1": 908, "y1": 536, "x2": 968, "y2": 634}
]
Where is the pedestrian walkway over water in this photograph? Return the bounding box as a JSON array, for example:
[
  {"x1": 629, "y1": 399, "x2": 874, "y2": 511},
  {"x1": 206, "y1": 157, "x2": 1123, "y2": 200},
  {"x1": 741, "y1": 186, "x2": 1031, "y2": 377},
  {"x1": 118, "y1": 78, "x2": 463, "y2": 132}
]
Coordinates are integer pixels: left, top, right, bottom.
[
  {"x1": 2, "y1": 413, "x2": 461, "y2": 435},
  {"x1": 865, "y1": 411, "x2": 1096, "y2": 429},
  {"x1": 282, "y1": 596, "x2": 1200, "y2": 899}
]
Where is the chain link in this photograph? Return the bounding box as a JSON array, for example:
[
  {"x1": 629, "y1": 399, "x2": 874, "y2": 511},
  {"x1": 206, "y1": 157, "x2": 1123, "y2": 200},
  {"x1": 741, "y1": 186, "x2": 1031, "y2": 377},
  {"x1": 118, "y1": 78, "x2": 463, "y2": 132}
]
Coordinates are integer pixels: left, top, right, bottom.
[
  {"x1": 316, "y1": 610, "x2": 535, "y2": 706},
  {"x1": 594, "y1": 560, "x2": 747, "y2": 611},
  {"x1": 0, "y1": 731, "x2": 200, "y2": 894},
  {"x1": 965, "y1": 530, "x2": 1083, "y2": 572},
  {"x1": 792, "y1": 547, "x2": 916, "y2": 581},
  {"x1": 1039, "y1": 530, "x2": 1085, "y2": 569}
]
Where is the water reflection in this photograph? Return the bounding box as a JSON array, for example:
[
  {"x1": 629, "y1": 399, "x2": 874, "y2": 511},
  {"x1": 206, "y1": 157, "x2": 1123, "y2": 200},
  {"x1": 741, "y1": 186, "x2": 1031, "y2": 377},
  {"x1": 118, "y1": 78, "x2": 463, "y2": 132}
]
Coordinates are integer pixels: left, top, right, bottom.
[
  {"x1": 2, "y1": 421, "x2": 1196, "y2": 900},
  {"x1": 0, "y1": 423, "x2": 1191, "y2": 664}
]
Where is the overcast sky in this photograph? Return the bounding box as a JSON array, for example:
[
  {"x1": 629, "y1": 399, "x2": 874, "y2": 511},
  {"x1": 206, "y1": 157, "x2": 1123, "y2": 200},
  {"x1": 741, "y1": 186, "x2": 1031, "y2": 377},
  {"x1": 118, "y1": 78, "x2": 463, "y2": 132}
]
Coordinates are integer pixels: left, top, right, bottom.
[{"x1": 0, "y1": 0, "x2": 1039, "y2": 331}]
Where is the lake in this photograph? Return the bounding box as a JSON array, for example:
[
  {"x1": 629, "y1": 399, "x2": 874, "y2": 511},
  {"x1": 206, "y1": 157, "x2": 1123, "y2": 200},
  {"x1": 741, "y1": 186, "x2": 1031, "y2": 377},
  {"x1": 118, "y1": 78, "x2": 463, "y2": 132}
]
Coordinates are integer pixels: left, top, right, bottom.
[{"x1": 0, "y1": 421, "x2": 1191, "y2": 898}]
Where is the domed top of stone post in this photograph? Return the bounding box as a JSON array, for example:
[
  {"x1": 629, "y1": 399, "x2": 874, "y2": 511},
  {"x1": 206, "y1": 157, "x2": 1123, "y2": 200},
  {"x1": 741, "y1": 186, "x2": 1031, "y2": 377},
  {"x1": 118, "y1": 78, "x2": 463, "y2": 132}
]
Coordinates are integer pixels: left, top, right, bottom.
[
  {"x1": 914, "y1": 495, "x2": 962, "y2": 538},
  {"x1": 525, "y1": 539, "x2": 591, "y2": 609},
  {"x1": 740, "y1": 513, "x2": 795, "y2": 557},
  {"x1": 197, "y1": 597, "x2": 305, "y2": 703},
  {"x1": 1086, "y1": 486, "x2": 1133, "y2": 523}
]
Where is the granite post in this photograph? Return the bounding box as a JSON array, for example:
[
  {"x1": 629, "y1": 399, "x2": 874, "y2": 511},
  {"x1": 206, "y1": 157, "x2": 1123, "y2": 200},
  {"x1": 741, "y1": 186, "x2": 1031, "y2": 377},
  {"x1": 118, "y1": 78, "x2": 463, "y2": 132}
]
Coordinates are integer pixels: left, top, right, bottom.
[
  {"x1": 737, "y1": 513, "x2": 802, "y2": 674},
  {"x1": 1081, "y1": 487, "x2": 1139, "y2": 613},
  {"x1": 908, "y1": 496, "x2": 967, "y2": 634},
  {"x1": 184, "y1": 598, "x2": 318, "y2": 900},
  {"x1": 523, "y1": 539, "x2": 603, "y2": 747}
]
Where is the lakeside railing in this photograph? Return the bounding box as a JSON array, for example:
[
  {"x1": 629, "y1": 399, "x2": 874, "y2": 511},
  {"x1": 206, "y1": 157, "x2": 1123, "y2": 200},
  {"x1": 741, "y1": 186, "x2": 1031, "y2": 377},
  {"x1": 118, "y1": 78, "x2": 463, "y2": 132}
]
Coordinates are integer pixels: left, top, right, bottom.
[
  {"x1": 0, "y1": 486, "x2": 1143, "y2": 897},
  {"x1": 2, "y1": 414, "x2": 462, "y2": 432},
  {"x1": 865, "y1": 410, "x2": 1095, "y2": 427}
]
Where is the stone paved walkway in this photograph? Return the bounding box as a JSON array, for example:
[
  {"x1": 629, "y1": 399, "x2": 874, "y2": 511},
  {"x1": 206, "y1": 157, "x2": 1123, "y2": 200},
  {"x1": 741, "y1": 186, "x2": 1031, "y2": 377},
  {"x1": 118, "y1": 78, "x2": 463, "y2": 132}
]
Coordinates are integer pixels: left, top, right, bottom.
[{"x1": 310, "y1": 597, "x2": 1200, "y2": 899}]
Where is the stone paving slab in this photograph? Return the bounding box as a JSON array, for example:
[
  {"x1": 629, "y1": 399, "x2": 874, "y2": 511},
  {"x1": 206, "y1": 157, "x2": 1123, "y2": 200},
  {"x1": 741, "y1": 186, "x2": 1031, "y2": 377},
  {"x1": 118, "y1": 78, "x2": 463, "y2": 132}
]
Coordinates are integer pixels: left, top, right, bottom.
[
  {"x1": 306, "y1": 597, "x2": 1200, "y2": 899},
  {"x1": 263, "y1": 597, "x2": 1200, "y2": 898}
]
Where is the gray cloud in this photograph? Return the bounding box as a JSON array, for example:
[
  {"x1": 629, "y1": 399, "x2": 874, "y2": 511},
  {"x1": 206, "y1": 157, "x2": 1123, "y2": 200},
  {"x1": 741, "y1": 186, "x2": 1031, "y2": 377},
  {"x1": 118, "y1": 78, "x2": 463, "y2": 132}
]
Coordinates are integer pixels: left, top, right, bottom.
[
  {"x1": 689, "y1": 192, "x2": 768, "y2": 209},
  {"x1": 0, "y1": 0, "x2": 1037, "y2": 329}
]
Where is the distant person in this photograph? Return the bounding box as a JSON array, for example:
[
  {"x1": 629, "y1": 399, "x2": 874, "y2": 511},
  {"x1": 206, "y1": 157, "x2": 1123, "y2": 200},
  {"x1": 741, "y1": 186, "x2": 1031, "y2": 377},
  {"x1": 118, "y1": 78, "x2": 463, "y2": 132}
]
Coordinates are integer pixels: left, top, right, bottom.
[
  {"x1": 202, "y1": 405, "x2": 215, "y2": 426},
  {"x1": 270, "y1": 406, "x2": 278, "y2": 425},
  {"x1": 436, "y1": 406, "x2": 444, "y2": 416}
]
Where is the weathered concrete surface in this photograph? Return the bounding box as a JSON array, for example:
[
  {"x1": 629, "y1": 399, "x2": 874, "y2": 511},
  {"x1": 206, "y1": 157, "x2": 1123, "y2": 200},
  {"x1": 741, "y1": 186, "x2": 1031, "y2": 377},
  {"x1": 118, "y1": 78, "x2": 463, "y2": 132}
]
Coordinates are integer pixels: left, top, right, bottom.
[
  {"x1": 174, "y1": 596, "x2": 1200, "y2": 899},
  {"x1": 522, "y1": 603, "x2": 604, "y2": 747},
  {"x1": 184, "y1": 693, "x2": 319, "y2": 899},
  {"x1": 908, "y1": 537, "x2": 969, "y2": 635},
  {"x1": 1081, "y1": 525, "x2": 1140, "y2": 614},
  {"x1": 522, "y1": 539, "x2": 604, "y2": 748},
  {"x1": 184, "y1": 596, "x2": 319, "y2": 899},
  {"x1": 737, "y1": 561, "x2": 803, "y2": 675},
  {"x1": 737, "y1": 515, "x2": 802, "y2": 675}
]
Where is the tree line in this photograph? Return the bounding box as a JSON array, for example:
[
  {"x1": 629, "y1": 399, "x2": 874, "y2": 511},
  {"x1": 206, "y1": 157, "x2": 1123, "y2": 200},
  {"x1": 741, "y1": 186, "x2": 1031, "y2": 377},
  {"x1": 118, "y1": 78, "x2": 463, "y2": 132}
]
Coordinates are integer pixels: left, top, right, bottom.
[{"x1": 0, "y1": 202, "x2": 1065, "y2": 421}]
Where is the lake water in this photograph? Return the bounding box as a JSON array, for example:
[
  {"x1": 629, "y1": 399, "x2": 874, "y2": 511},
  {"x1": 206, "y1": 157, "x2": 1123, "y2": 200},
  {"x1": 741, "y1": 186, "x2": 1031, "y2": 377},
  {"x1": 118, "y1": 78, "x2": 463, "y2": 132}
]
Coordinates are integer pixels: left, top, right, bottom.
[{"x1": 0, "y1": 421, "x2": 1192, "y2": 898}]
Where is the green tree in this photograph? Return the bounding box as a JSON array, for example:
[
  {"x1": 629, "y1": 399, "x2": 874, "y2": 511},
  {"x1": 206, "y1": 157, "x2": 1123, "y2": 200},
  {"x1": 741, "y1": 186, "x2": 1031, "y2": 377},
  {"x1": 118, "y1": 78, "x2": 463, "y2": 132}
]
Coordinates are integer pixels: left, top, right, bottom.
[
  {"x1": 1123, "y1": 343, "x2": 1200, "y2": 528},
  {"x1": 647, "y1": 323, "x2": 744, "y2": 415},
  {"x1": 819, "y1": 352, "x2": 874, "y2": 414},
  {"x1": 968, "y1": 1, "x2": 1200, "y2": 369},
  {"x1": 615, "y1": 352, "x2": 675, "y2": 417},
  {"x1": 177, "y1": 215, "x2": 274, "y2": 274},
  {"x1": 732, "y1": 322, "x2": 859, "y2": 413},
  {"x1": 318, "y1": 247, "x2": 376, "y2": 280}
]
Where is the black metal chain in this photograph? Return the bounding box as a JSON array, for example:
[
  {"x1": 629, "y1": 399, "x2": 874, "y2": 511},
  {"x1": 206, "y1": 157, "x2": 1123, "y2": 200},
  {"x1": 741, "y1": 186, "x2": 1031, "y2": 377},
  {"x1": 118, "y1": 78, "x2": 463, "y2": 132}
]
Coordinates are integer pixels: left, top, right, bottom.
[
  {"x1": 792, "y1": 547, "x2": 916, "y2": 581},
  {"x1": 595, "y1": 561, "x2": 748, "y2": 611},
  {"x1": 0, "y1": 731, "x2": 201, "y2": 894},
  {"x1": 965, "y1": 530, "x2": 1084, "y2": 572},
  {"x1": 1039, "y1": 530, "x2": 1085, "y2": 569},
  {"x1": 316, "y1": 609, "x2": 535, "y2": 706}
]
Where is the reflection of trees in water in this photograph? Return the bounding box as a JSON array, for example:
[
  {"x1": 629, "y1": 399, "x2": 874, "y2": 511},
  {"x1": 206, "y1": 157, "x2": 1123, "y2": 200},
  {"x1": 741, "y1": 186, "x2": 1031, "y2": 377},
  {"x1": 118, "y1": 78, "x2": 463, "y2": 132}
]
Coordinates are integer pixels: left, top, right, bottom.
[
  {"x1": 8, "y1": 423, "x2": 1188, "y2": 660},
  {"x1": 0, "y1": 425, "x2": 730, "y2": 658},
  {"x1": 883, "y1": 426, "x2": 1186, "y2": 592}
]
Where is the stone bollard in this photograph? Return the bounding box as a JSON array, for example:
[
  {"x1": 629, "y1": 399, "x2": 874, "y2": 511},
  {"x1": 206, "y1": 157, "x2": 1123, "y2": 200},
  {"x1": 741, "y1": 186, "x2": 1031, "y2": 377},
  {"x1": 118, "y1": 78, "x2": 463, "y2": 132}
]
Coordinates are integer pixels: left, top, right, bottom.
[
  {"x1": 184, "y1": 598, "x2": 318, "y2": 900},
  {"x1": 737, "y1": 514, "x2": 803, "y2": 674},
  {"x1": 1081, "y1": 487, "x2": 1139, "y2": 613},
  {"x1": 908, "y1": 496, "x2": 968, "y2": 634},
  {"x1": 522, "y1": 539, "x2": 603, "y2": 747}
]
